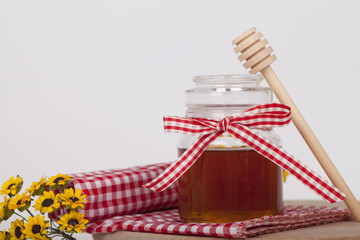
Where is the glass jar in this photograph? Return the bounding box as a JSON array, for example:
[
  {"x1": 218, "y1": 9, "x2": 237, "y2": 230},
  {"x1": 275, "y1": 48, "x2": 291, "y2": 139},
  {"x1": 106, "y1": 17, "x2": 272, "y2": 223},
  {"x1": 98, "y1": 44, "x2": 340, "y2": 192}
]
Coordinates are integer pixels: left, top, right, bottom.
[{"x1": 177, "y1": 74, "x2": 284, "y2": 223}]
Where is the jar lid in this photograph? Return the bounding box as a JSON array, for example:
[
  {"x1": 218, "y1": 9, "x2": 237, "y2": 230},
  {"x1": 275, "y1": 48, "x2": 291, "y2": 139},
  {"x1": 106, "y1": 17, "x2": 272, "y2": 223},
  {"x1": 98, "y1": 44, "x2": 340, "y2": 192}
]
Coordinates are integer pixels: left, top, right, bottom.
[{"x1": 185, "y1": 74, "x2": 272, "y2": 107}]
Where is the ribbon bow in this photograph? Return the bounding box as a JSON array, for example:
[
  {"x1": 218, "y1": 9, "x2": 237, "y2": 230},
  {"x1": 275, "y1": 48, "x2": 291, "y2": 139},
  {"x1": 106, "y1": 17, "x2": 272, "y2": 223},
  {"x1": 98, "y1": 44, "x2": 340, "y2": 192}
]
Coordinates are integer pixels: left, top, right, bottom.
[{"x1": 144, "y1": 103, "x2": 345, "y2": 203}]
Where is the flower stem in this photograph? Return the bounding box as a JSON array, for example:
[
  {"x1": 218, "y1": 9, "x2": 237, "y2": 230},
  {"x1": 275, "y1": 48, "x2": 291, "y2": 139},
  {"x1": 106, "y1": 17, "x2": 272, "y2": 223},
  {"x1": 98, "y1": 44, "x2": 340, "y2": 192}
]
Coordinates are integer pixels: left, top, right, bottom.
[
  {"x1": 54, "y1": 209, "x2": 60, "y2": 220},
  {"x1": 14, "y1": 212, "x2": 27, "y2": 221},
  {"x1": 49, "y1": 216, "x2": 56, "y2": 231},
  {"x1": 50, "y1": 229, "x2": 75, "y2": 240},
  {"x1": 26, "y1": 209, "x2": 34, "y2": 217}
]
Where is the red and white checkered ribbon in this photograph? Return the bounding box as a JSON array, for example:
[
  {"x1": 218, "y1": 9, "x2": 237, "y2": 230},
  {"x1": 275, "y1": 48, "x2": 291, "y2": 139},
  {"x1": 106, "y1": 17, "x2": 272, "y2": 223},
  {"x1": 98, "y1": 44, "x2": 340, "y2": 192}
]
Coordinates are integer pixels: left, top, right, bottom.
[{"x1": 144, "y1": 103, "x2": 346, "y2": 203}]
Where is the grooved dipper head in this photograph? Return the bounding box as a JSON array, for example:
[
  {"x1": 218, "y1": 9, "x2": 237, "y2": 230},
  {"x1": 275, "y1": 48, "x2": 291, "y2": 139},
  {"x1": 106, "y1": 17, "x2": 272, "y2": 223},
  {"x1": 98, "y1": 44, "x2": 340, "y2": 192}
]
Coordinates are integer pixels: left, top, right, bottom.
[{"x1": 232, "y1": 27, "x2": 276, "y2": 74}]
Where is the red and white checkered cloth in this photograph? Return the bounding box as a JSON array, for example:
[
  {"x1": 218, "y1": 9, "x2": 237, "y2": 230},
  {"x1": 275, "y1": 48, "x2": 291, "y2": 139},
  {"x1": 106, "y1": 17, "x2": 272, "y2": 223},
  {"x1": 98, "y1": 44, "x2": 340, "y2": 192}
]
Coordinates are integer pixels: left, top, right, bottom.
[
  {"x1": 85, "y1": 205, "x2": 351, "y2": 238},
  {"x1": 70, "y1": 163, "x2": 178, "y2": 223},
  {"x1": 70, "y1": 163, "x2": 351, "y2": 238}
]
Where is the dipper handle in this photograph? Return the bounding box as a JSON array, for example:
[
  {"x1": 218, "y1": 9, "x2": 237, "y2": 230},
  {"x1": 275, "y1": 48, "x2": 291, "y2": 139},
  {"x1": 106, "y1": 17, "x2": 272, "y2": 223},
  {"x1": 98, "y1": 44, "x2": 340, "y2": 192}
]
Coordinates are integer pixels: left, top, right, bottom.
[{"x1": 233, "y1": 27, "x2": 360, "y2": 221}]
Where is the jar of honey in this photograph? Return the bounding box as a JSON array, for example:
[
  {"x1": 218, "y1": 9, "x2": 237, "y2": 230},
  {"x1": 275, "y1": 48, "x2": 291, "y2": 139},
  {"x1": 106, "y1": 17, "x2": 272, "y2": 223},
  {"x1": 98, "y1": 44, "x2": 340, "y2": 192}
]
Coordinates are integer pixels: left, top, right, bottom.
[{"x1": 177, "y1": 74, "x2": 284, "y2": 223}]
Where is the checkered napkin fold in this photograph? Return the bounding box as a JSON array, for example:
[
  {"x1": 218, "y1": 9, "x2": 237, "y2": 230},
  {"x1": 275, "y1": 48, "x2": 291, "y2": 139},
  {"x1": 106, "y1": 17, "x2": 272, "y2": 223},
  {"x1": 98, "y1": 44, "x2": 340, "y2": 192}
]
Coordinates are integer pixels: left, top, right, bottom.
[
  {"x1": 70, "y1": 163, "x2": 179, "y2": 224},
  {"x1": 144, "y1": 103, "x2": 345, "y2": 203},
  {"x1": 85, "y1": 205, "x2": 351, "y2": 238},
  {"x1": 69, "y1": 164, "x2": 351, "y2": 238}
]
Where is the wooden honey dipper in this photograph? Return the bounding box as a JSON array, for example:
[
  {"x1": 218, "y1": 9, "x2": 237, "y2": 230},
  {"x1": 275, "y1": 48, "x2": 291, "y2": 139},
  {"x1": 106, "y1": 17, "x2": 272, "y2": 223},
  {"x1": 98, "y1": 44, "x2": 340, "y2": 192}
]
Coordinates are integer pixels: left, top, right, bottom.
[{"x1": 232, "y1": 27, "x2": 360, "y2": 221}]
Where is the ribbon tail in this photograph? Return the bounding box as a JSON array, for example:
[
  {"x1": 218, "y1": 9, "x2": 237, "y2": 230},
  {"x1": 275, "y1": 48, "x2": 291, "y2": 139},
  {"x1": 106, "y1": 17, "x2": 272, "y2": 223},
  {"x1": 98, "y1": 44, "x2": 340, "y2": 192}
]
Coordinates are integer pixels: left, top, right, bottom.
[
  {"x1": 143, "y1": 132, "x2": 222, "y2": 192},
  {"x1": 227, "y1": 125, "x2": 346, "y2": 203}
]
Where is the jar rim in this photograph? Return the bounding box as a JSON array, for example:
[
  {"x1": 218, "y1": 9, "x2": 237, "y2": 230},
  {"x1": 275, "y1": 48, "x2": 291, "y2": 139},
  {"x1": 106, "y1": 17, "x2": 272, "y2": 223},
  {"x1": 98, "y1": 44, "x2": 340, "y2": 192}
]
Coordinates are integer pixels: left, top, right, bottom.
[{"x1": 193, "y1": 74, "x2": 263, "y2": 84}]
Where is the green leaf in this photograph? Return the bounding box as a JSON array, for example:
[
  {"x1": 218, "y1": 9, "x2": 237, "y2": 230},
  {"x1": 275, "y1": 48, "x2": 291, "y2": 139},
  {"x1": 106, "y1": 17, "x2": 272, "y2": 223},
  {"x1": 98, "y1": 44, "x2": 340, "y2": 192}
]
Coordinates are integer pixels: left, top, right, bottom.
[
  {"x1": 50, "y1": 184, "x2": 67, "y2": 191},
  {"x1": 18, "y1": 201, "x2": 31, "y2": 212},
  {"x1": 3, "y1": 207, "x2": 14, "y2": 221},
  {"x1": 5, "y1": 232, "x2": 11, "y2": 240},
  {"x1": 33, "y1": 184, "x2": 46, "y2": 196}
]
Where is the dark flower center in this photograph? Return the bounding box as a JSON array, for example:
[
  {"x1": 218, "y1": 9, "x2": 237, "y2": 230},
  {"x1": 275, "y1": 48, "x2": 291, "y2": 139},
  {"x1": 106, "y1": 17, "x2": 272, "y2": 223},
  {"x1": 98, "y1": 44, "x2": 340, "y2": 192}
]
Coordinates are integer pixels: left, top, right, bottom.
[
  {"x1": 54, "y1": 177, "x2": 64, "y2": 184},
  {"x1": 15, "y1": 226, "x2": 22, "y2": 238},
  {"x1": 32, "y1": 225, "x2": 41, "y2": 234},
  {"x1": 7, "y1": 183, "x2": 16, "y2": 189},
  {"x1": 69, "y1": 197, "x2": 79, "y2": 202},
  {"x1": 68, "y1": 218, "x2": 79, "y2": 226},
  {"x1": 42, "y1": 198, "x2": 54, "y2": 207},
  {"x1": 16, "y1": 199, "x2": 22, "y2": 205}
]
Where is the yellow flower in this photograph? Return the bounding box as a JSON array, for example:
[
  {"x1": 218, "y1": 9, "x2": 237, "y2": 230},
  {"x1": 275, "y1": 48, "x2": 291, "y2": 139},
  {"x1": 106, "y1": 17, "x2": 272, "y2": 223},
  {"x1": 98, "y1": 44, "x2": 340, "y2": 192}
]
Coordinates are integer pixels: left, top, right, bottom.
[
  {"x1": 283, "y1": 170, "x2": 290, "y2": 182},
  {"x1": 1, "y1": 176, "x2": 23, "y2": 196},
  {"x1": 59, "y1": 188, "x2": 87, "y2": 210},
  {"x1": 26, "y1": 176, "x2": 47, "y2": 196},
  {"x1": 0, "y1": 208, "x2": 3, "y2": 223},
  {"x1": 34, "y1": 191, "x2": 60, "y2": 214},
  {"x1": 57, "y1": 211, "x2": 88, "y2": 233},
  {"x1": 46, "y1": 174, "x2": 72, "y2": 188},
  {"x1": 24, "y1": 215, "x2": 49, "y2": 240},
  {"x1": 0, "y1": 196, "x2": 13, "y2": 222},
  {"x1": 8, "y1": 193, "x2": 31, "y2": 211},
  {"x1": 0, "y1": 230, "x2": 7, "y2": 240},
  {"x1": 9, "y1": 219, "x2": 25, "y2": 240},
  {"x1": 0, "y1": 196, "x2": 7, "y2": 219},
  {"x1": 25, "y1": 234, "x2": 48, "y2": 240},
  {"x1": 33, "y1": 236, "x2": 49, "y2": 240}
]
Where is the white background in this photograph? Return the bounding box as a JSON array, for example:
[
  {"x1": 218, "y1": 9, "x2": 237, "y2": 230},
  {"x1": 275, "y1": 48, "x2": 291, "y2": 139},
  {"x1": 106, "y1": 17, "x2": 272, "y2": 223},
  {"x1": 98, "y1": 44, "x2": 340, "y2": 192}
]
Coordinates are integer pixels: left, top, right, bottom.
[{"x1": 1, "y1": 0, "x2": 360, "y2": 239}]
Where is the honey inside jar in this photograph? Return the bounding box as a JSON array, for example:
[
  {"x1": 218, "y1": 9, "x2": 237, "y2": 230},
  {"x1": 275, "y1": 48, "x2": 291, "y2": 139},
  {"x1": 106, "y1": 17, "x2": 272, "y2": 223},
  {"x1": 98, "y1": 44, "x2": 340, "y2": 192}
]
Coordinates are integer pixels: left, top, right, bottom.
[
  {"x1": 178, "y1": 74, "x2": 283, "y2": 223},
  {"x1": 178, "y1": 148, "x2": 284, "y2": 223}
]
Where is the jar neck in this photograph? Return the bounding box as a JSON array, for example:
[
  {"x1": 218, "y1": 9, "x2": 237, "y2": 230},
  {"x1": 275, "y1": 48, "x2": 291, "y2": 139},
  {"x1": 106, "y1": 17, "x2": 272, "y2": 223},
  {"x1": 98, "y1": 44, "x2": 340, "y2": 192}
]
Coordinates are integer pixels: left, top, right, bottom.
[
  {"x1": 185, "y1": 74, "x2": 272, "y2": 118},
  {"x1": 186, "y1": 105, "x2": 258, "y2": 119}
]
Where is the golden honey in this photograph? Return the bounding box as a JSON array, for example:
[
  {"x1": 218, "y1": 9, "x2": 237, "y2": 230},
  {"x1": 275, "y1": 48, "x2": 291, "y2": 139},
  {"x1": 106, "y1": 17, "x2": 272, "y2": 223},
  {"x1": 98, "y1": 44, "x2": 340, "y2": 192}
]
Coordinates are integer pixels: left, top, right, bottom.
[{"x1": 178, "y1": 148, "x2": 283, "y2": 223}]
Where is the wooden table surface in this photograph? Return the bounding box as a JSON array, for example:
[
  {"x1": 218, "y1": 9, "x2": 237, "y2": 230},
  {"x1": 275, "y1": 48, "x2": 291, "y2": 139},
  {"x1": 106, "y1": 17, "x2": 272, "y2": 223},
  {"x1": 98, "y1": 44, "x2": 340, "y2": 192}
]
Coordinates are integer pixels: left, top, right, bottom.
[{"x1": 92, "y1": 200, "x2": 360, "y2": 240}]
